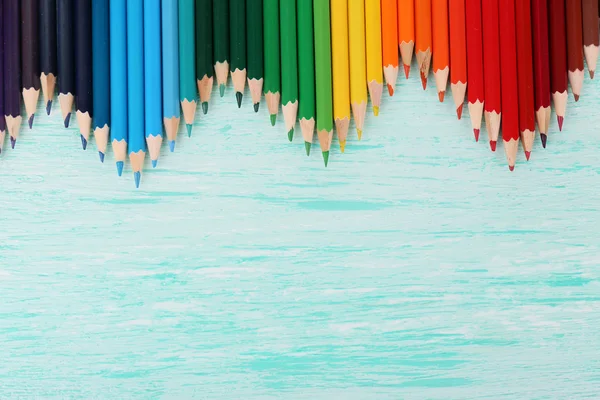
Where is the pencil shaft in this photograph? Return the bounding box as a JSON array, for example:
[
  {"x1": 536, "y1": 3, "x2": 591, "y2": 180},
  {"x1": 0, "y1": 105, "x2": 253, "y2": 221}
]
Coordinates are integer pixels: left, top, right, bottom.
[
  {"x1": 481, "y1": 0, "x2": 500, "y2": 113},
  {"x1": 21, "y1": 0, "x2": 40, "y2": 91},
  {"x1": 263, "y1": 0, "x2": 280, "y2": 95},
  {"x1": 163, "y1": 0, "x2": 180, "y2": 119},
  {"x1": 381, "y1": 0, "x2": 398, "y2": 69},
  {"x1": 0, "y1": 0, "x2": 5, "y2": 133},
  {"x1": 246, "y1": 0, "x2": 263, "y2": 81},
  {"x1": 144, "y1": 0, "x2": 162, "y2": 138},
  {"x1": 4, "y1": 0, "x2": 20, "y2": 118},
  {"x1": 297, "y1": 0, "x2": 314, "y2": 121},
  {"x1": 40, "y1": 0, "x2": 57, "y2": 77},
  {"x1": 230, "y1": 0, "x2": 246, "y2": 74},
  {"x1": 57, "y1": 0, "x2": 74, "y2": 96},
  {"x1": 449, "y1": 0, "x2": 467, "y2": 85},
  {"x1": 127, "y1": 0, "x2": 145, "y2": 154},
  {"x1": 110, "y1": 0, "x2": 128, "y2": 145},
  {"x1": 465, "y1": 0, "x2": 484, "y2": 104},
  {"x1": 531, "y1": 0, "x2": 551, "y2": 110},
  {"x1": 196, "y1": 0, "x2": 213, "y2": 80},
  {"x1": 499, "y1": 0, "x2": 518, "y2": 142},
  {"x1": 365, "y1": 0, "x2": 382, "y2": 111},
  {"x1": 349, "y1": 0, "x2": 367, "y2": 104},
  {"x1": 179, "y1": 0, "x2": 196, "y2": 102},
  {"x1": 331, "y1": 0, "x2": 350, "y2": 120},
  {"x1": 74, "y1": 0, "x2": 92, "y2": 115},
  {"x1": 280, "y1": 0, "x2": 298, "y2": 105},
  {"x1": 582, "y1": 0, "x2": 599, "y2": 47},
  {"x1": 92, "y1": 0, "x2": 110, "y2": 129},
  {"x1": 515, "y1": 0, "x2": 535, "y2": 133},
  {"x1": 548, "y1": 0, "x2": 568, "y2": 95},
  {"x1": 314, "y1": 0, "x2": 333, "y2": 133},
  {"x1": 213, "y1": 0, "x2": 229, "y2": 64}
]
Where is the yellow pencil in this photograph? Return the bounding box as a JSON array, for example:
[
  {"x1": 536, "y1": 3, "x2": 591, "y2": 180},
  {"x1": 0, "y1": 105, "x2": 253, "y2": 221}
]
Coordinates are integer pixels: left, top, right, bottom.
[
  {"x1": 348, "y1": 0, "x2": 367, "y2": 139},
  {"x1": 365, "y1": 0, "x2": 383, "y2": 117},
  {"x1": 331, "y1": 0, "x2": 351, "y2": 152}
]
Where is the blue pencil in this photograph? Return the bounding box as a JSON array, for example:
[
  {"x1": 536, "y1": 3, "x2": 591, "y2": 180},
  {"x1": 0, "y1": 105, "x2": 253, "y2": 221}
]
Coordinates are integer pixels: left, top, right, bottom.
[
  {"x1": 127, "y1": 0, "x2": 145, "y2": 188},
  {"x1": 162, "y1": 0, "x2": 180, "y2": 151},
  {"x1": 144, "y1": 0, "x2": 162, "y2": 167},
  {"x1": 92, "y1": 0, "x2": 110, "y2": 162},
  {"x1": 110, "y1": 0, "x2": 127, "y2": 176},
  {"x1": 179, "y1": 0, "x2": 197, "y2": 136}
]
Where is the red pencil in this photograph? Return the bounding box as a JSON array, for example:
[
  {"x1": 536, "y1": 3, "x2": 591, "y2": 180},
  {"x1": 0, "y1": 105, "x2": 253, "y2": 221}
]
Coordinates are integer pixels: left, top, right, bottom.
[
  {"x1": 465, "y1": 0, "x2": 484, "y2": 141},
  {"x1": 515, "y1": 0, "x2": 535, "y2": 160},
  {"x1": 498, "y1": 0, "x2": 519, "y2": 171},
  {"x1": 531, "y1": 0, "x2": 552, "y2": 147},
  {"x1": 548, "y1": 0, "x2": 568, "y2": 130},
  {"x1": 481, "y1": 0, "x2": 501, "y2": 151},
  {"x1": 566, "y1": 0, "x2": 585, "y2": 101},
  {"x1": 449, "y1": 0, "x2": 467, "y2": 120}
]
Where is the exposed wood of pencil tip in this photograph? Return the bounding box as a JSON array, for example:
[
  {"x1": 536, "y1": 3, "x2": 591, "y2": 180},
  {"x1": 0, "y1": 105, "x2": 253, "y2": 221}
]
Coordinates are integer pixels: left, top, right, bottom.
[
  {"x1": 351, "y1": 101, "x2": 367, "y2": 140},
  {"x1": 383, "y1": 65, "x2": 399, "y2": 95},
  {"x1": 317, "y1": 129, "x2": 333, "y2": 152},
  {"x1": 58, "y1": 93, "x2": 75, "y2": 125},
  {"x1": 181, "y1": 99, "x2": 197, "y2": 125},
  {"x1": 94, "y1": 124, "x2": 110, "y2": 156},
  {"x1": 214, "y1": 61, "x2": 230, "y2": 86},
  {"x1": 5, "y1": 115, "x2": 23, "y2": 142},
  {"x1": 485, "y1": 111, "x2": 501, "y2": 148},
  {"x1": 76, "y1": 111, "x2": 92, "y2": 140},
  {"x1": 163, "y1": 116, "x2": 180, "y2": 143},
  {"x1": 112, "y1": 139, "x2": 128, "y2": 163},
  {"x1": 416, "y1": 49, "x2": 432, "y2": 89},
  {"x1": 299, "y1": 117, "x2": 315, "y2": 145},
  {"x1": 40, "y1": 73, "x2": 57, "y2": 107},
  {"x1": 434, "y1": 67, "x2": 449, "y2": 100},
  {"x1": 504, "y1": 137, "x2": 519, "y2": 171},
  {"x1": 535, "y1": 106, "x2": 551, "y2": 135},
  {"x1": 129, "y1": 149, "x2": 146, "y2": 173},
  {"x1": 231, "y1": 68, "x2": 247, "y2": 94},
  {"x1": 23, "y1": 88, "x2": 41, "y2": 120},
  {"x1": 282, "y1": 100, "x2": 298, "y2": 133},
  {"x1": 335, "y1": 117, "x2": 350, "y2": 152},
  {"x1": 197, "y1": 75, "x2": 214, "y2": 104},
  {"x1": 265, "y1": 91, "x2": 280, "y2": 117},
  {"x1": 451, "y1": 82, "x2": 467, "y2": 119},
  {"x1": 146, "y1": 134, "x2": 163, "y2": 163},
  {"x1": 248, "y1": 78, "x2": 264, "y2": 105},
  {"x1": 399, "y1": 41, "x2": 414, "y2": 78}
]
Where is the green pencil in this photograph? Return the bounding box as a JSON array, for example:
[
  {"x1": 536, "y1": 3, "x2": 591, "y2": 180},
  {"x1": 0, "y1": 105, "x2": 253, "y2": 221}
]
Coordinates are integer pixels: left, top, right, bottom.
[
  {"x1": 246, "y1": 0, "x2": 264, "y2": 112},
  {"x1": 213, "y1": 0, "x2": 229, "y2": 97},
  {"x1": 230, "y1": 0, "x2": 246, "y2": 108},
  {"x1": 263, "y1": 0, "x2": 280, "y2": 126},
  {"x1": 179, "y1": 0, "x2": 197, "y2": 136},
  {"x1": 314, "y1": 0, "x2": 333, "y2": 166},
  {"x1": 196, "y1": 0, "x2": 214, "y2": 114},
  {"x1": 280, "y1": 0, "x2": 298, "y2": 141},
  {"x1": 297, "y1": 0, "x2": 315, "y2": 155}
]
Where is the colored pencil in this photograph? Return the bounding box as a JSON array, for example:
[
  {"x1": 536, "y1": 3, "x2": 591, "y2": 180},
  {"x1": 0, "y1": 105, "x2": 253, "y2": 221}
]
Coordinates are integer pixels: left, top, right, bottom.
[
  {"x1": 74, "y1": 0, "x2": 93, "y2": 149},
  {"x1": 213, "y1": 0, "x2": 229, "y2": 97},
  {"x1": 196, "y1": 0, "x2": 214, "y2": 114},
  {"x1": 398, "y1": 0, "x2": 415, "y2": 78},
  {"x1": 465, "y1": 0, "x2": 484, "y2": 141},
  {"x1": 515, "y1": 0, "x2": 535, "y2": 159},
  {"x1": 144, "y1": 0, "x2": 162, "y2": 167},
  {"x1": 247, "y1": 0, "x2": 264, "y2": 112},
  {"x1": 0, "y1": 0, "x2": 5, "y2": 153},
  {"x1": 40, "y1": 0, "x2": 57, "y2": 116},
  {"x1": 57, "y1": 0, "x2": 74, "y2": 128},
  {"x1": 349, "y1": 0, "x2": 367, "y2": 139},
  {"x1": 481, "y1": 0, "x2": 501, "y2": 150},
  {"x1": 297, "y1": 0, "x2": 315, "y2": 154},
  {"x1": 331, "y1": 0, "x2": 350, "y2": 152},
  {"x1": 381, "y1": 0, "x2": 399, "y2": 96},
  {"x1": 230, "y1": 0, "x2": 247, "y2": 108},
  {"x1": 163, "y1": 0, "x2": 180, "y2": 151},
  {"x1": 21, "y1": 0, "x2": 40, "y2": 129},
  {"x1": 365, "y1": 0, "x2": 383, "y2": 116},
  {"x1": 263, "y1": 0, "x2": 280, "y2": 125},
  {"x1": 110, "y1": 0, "x2": 128, "y2": 176},
  {"x1": 532, "y1": 0, "x2": 551, "y2": 146},
  {"x1": 280, "y1": 0, "x2": 298, "y2": 141},
  {"x1": 566, "y1": 0, "x2": 584, "y2": 101},
  {"x1": 92, "y1": 0, "x2": 110, "y2": 162},
  {"x1": 4, "y1": 0, "x2": 21, "y2": 149},
  {"x1": 449, "y1": 0, "x2": 467, "y2": 119},
  {"x1": 179, "y1": 0, "x2": 197, "y2": 136},
  {"x1": 432, "y1": 0, "x2": 449, "y2": 102},
  {"x1": 499, "y1": 0, "x2": 519, "y2": 170},
  {"x1": 127, "y1": 0, "x2": 146, "y2": 188},
  {"x1": 415, "y1": 0, "x2": 432, "y2": 89},
  {"x1": 582, "y1": 0, "x2": 599, "y2": 78},
  {"x1": 549, "y1": 0, "x2": 568, "y2": 130},
  {"x1": 314, "y1": 0, "x2": 333, "y2": 166}
]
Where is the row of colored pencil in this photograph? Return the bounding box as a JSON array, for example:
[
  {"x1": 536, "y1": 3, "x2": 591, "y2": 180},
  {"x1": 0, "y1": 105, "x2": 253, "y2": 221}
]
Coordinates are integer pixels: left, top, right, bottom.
[{"x1": 0, "y1": 0, "x2": 599, "y2": 187}]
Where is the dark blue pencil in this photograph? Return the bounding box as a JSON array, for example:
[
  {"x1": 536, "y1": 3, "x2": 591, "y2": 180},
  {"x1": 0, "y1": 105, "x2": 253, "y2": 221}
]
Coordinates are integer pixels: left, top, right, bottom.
[
  {"x1": 40, "y1": 0, "x2": 57, "y2": 115},
  {"x1": 74, "y1": 0, "x2": 92, "y2": 149},
  {"x1": 92, "y1": 0, "x2": 110, "y2": 162},
  {"x1": 21, "y1": 0, "x2": 40, "y2": 129},
  {"x1": 0, "y1": 0, "x2": 6, "y2": 153},
  {"x1": 4, "y1": 0, "x2": 21, "y2": 149},
  {"x1": 57, "y1": 0, "x2": 74, "y2": 128}
]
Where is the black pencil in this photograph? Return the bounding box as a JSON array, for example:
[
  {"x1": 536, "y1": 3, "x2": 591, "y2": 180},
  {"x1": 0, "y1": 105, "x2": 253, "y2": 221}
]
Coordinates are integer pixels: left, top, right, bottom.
[{"x1": 40, "y1": 0, "x2": 57, "y2": 115}]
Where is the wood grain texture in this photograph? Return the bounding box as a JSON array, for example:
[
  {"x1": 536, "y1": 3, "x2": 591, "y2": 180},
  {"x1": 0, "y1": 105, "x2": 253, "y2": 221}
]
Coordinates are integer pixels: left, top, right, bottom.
[{"x1": 1, "y1": 74, "x2": 600, "y2": 398}]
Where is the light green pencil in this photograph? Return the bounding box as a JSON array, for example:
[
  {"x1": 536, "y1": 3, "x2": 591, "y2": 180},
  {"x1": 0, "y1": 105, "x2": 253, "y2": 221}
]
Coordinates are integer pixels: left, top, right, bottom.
[{"x1": 314, "y1": 0, "x2": 333, "y2": 166}]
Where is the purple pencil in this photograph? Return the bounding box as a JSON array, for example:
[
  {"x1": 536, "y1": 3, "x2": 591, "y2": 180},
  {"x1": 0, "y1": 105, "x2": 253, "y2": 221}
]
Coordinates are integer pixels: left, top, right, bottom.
[
  {"x1": 4, "y1": 0, "x2": 21, "y2": 149},
  {"x1": 0, "y1": 0, "x2": 6, "y2": 154}
]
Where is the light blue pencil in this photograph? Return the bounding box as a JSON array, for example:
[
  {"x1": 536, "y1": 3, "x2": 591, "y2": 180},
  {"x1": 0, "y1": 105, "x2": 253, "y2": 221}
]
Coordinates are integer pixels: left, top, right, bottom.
[
  {"x1": 110, "y1": 0, "x2": 128, "y2": 176},
  {"x1": 127, "y1": 0, "x2": 146, "y2": 188},
  {"x1": 92, "y1": 0, "x2": 110, "y2": 163},
  {"x1": 162, "y1": 0, "x2": 180, "y2": 151},
  {"x1": 144, "y1": 0, "x2": 162, "y2": 168}
]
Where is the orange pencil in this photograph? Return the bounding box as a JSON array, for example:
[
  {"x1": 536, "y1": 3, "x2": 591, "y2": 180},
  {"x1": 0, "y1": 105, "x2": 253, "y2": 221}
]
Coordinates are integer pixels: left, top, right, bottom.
[
  {"x1": 415, "y1": 0, "x2": 432, "y2": 89},
  {"x1": 449, "y1": 0, "x2": 467, "y2": 119},
  {"x1": 382, "y1": 0, "x2": 399, "y2": 95},
  {"x1": 432, "y1": 0, "x2": 449, "y2": 101},
  {"x1": 398, "y1": 0, "x2": 415, "y2": 78}
]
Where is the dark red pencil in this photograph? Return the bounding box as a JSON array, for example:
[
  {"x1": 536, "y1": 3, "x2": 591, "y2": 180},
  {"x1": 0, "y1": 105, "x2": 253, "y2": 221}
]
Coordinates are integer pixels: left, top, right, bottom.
[
  {"x1": 566, "y1": 0, "x2": 584, "y2": 101},
  {"x1": 531, "y1": 0, "x2": 551, "y2": 147},
  {"x1": 499, "y1": 0, "x2": 519, "y2": 171},
  {"x1": 582, "y1": 0, "x2": 599, "y2": 78},
  {"x1": 466, "y1": 0, "x2": 484, "y2": 141},
  {"x1": 515, "y1": 0, "x2": 535, "y2": 160},
  {"x1": 548, "y1": 0, "x2": 568, "y2": 131},
  {"x1": 481, "y1": 0, "x2": 501, "y2": 151}
]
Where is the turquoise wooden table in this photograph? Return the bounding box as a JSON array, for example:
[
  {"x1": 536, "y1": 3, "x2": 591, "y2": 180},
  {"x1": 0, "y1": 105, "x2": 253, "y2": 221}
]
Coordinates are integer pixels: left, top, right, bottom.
[{"x1": 1, "y1": 71, "x2": 600, "y2": 398}]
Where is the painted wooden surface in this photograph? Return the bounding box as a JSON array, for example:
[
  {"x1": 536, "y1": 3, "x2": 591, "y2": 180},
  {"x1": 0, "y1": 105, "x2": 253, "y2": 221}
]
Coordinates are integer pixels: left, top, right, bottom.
[{"x1": 1, "y1": 70, "x2": 600, "y2": 398}]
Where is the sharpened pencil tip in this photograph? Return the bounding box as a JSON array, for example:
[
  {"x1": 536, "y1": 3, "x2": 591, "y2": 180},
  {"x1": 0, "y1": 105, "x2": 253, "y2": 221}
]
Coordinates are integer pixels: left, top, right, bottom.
[
  {"x1": 509, "y1": 165, "x2": 515, "y2": 172},
  {"x1": 322, "y1": 151, "x2": 329, "y2": 167},
  {"x1": 287, "y1": 128, "x2": 294, "y2": 142},
  {"x1": 80, "y1": 135, "x2": 87, "y2": 150},
  {"x1": 116, "y1": 161, "x2": 124, "y2": 176},
  {"x1": 456, "y1": 104, "x2": 463, "y2": 120},
  {"x1": 270, "y1": 114, "x2": 276, "y2": 126},
  {"x1": 387, "y1": 84, "x2": 394, "y2": 96},
  {"x1": 28, "y1": 114, "x2": 35, "y2": 129},
  {"x1": 304, "y1": 141, "x2": 311, "y2": 156},
  {"x1": 169, "y1": 140, "x2": 175, "y2": 152},
  {"x1": 10, "y1": 137, "x2": 16, "y2": 149},
  {"x1": 98, "y1": 151, "x2": 105, "y2": 163},
  {"x1": 236, "y1": 92, "x2": 243, "y2": 108},
  {"x1": 253, "y1": 102, "x2": 260, "y2": 112},
  {"x1": 438, "y1": 91, "x2": 445, "y2": 102},
  {"x1": 525, "y1": 151, "x2": 531, "y2": 161},
  {"x1": 64, "y1": 113, "x2": 71, "y2": 128},
  {"x1": 219, "y1": 84, "x2": 225, "y2": 97},
  {"x1": 339, "y1": 140, "x2": 346, "y2": 153},
  {"x1": 152, "y1": 159, "x2": 158, "y2": 168},
  {"x1": 489, "y1": 140, "x2": 497, "y2": 152},
  {"x1": 202, "y1": 101, "x2": 208, "y2": 114},
  {"x1": 590, "y1": 70, "x2": 595, "y2": 79},
  {"x1": 373, "y1": 106, "x2": 380, "y2": 117},
  {"x1": 186, "y1": 124, "x2": 192, "y2": 137},
  {"x1": 473, "y1": 129, "x2": 480, "y2": 142},
  {"x1": 540, "y1": 133, "x2": 547, "y2": 148},
  {"x1": 46, "y1": 101, "x2": 52, "y2": 115},
  {"x1": 557, "y1": 115, "x2": 564, "y2": 131},
  {"x1": 134, "y1": 171, "x2": 141, "y2": 188},
  {"x1": 403, "y1": 64, "x2": 410, "y2": 79}
]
